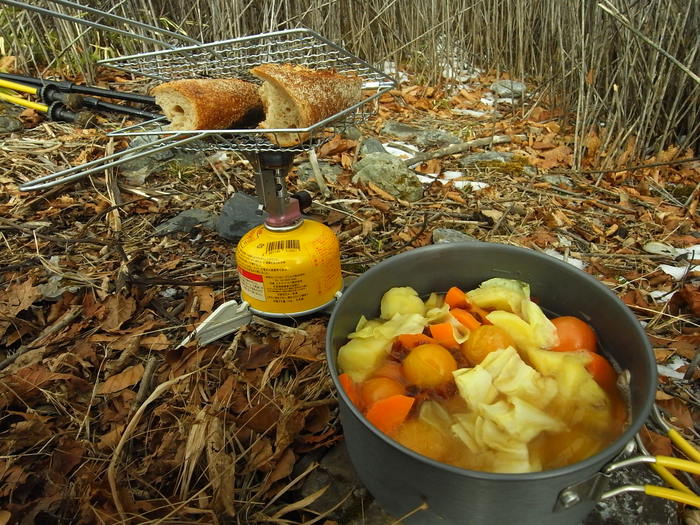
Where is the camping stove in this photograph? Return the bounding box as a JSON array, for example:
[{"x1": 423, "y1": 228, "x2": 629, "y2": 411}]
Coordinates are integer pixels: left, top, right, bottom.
[{"x1": 235, "y1": 151, "x2": 342, "y2": 316}]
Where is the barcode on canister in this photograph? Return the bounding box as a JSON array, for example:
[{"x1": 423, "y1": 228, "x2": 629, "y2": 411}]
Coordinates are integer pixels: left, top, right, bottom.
[{"x1": 265, "y1": 239, "x2": 301, "y2": 253}]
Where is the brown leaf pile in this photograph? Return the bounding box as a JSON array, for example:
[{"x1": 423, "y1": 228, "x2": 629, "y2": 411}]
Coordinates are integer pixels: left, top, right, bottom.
[{"x1": 0, "y1": 67, "x2": 698, "y2": 523}]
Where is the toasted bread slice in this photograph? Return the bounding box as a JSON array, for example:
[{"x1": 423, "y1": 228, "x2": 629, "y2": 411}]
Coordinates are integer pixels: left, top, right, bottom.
[
  {"x1": 250, "y1": 63, "x2": 362, "y2": 147},
  {"x1": 152, "y1": 78, "x2": 262, "y2": 130}
]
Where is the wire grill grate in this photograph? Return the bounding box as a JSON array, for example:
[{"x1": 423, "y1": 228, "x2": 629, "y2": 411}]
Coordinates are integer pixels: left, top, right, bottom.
[{"x1": 101, "y1": 28, "x2": 395, "y2": 153}]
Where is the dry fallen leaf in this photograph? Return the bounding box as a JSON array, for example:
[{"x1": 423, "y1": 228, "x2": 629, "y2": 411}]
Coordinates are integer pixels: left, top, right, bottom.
[
  {"x1": 0, "y1": 279, "x2": 43, "y2": 339},
  {"x1": 99, "y1": 294, "x2": 137, "y2": 332},
  {"x1": 97, "y1": 363, "x2": 144, "y2": 394}
]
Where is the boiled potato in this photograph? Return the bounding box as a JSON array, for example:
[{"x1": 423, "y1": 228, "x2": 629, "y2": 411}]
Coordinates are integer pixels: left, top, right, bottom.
[
  {"x1": 380, "y1": 286, "x2": 426, "y2": 319},
  {"x1": 337, "y1": 336, "x2": 392, "y2": 382}
]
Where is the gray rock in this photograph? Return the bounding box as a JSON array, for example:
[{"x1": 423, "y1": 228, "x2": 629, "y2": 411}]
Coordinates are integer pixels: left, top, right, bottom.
[
  {"x1": 155, "y1": 208, "x2": 217, "y2": 236},
  {"x1": 297, "y1": 443, "x2": 373, "y2": 521},
  {"x1": 490, "y1": 80, "x2": 527, "y2": 98},
  {"x1": 460, "y1": 151, "x2": 516, "y2": 166},
  {"x1": 543, "y1": 174, "x2": 574, "y2": 187},
  {"x1": 414, "y1": 129, "x2": 461, "y2": 147},
  {"x1": 381, "y1": 120, "x2": 421, "y2": 140},
  {"x1": 0, "y1": 116, "x2": 22, "y2": 133},
  {"x1": 382, "y1": 120, "x2": 460, "y2": 148},
  {"x1": 360, "y1": 137, "x2": 388, "y2": 155},
  {"x1": 345, "y1": 500, "x2": 396, "y2": 525},
  {"x1": 120, "y1": 132, "x2": 176, "y2": 173},
  {"x1": 432, "y1": 228, "x2": 479, "y2": 244},
  {"x1": 296, "y1": 161, "x2": 342, "y2": 191},
  {"x1": 342, "y1": 126, "x2": 363, "y2": 141},
  {"x1": 215, "y1": 192, "x2": 264, "y2": 241},
  {"x1": 353, "y1": 152, "x2": 424, "y2": 202}
]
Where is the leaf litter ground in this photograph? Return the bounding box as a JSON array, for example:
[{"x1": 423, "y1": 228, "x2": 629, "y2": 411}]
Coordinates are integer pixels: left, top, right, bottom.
[{"x1": 0, "y1": 70, "x2": 699, "y2": 524}]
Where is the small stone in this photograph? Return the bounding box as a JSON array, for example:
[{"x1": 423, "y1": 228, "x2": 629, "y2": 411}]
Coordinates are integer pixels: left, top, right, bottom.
[
  {"x1": 0, "y1": 116, "x2": 22, "y2": 133},
  {"x1": 360, "y1": 137, "x2": 387, "y2": 155},
  {"x1": 489, "y1": 80, "x2": 527, "y2": 98},
  {"x1": 342, "y1": 126, "x2": 363, "y2": 141},
  {"x1": 297, "y1": 443, "x2": 369, "y2": 520},
  {"x1": 353, "y1": 152, "x2": 424, "y2": 202},
  {"x1": 415, "y1": 129, "x2": 461, "y2": 147},
  {"x1": 460, "y1": 151, "x2": 515, "y2": 167},
  {"x1": 156, "y1": 208, "x2": 217, "y2": 236},
  {"x1": 122, "y1": 132, "x2": 175, "y2": 167},
  {"x1": 216, "y1": 192, "x2": 264, "y2": 242},
  {"x1": 432, "y1": 228, "x2": 478, "y2": 244},
  {"x1": 296, "y1": 161, "x2": 342, "y2": 191},
  {"x1": 381, "y1": 120, "x2": 421, "y2": 139},
  {"x1": 543, "y1": 174, "x2": 574, "y2": 187}
]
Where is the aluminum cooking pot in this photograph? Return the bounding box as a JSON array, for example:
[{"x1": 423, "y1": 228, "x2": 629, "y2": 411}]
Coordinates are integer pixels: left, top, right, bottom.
[{"x1": 326, "y1": 242, "x2": 657, "y2": 525}]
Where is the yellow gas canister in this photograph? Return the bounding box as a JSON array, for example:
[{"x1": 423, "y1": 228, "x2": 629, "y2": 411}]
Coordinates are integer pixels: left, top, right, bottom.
[{"x1": 235, "y1": 219, "x2": 342, "y2": 316}]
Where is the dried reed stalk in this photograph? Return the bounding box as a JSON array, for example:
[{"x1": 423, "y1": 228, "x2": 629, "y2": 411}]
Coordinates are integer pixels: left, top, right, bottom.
[{"x1": 2, "y1": 0, "x2": 698, "y2": 164}]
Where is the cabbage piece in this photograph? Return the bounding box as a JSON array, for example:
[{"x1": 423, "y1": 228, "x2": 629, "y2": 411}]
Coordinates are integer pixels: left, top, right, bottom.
[
  {"x1": 480, "y1": 347, "x2": 557, "y2": 408},
  {"x1": 376, "y1": 313, "x2": 426, "y2": 339},
  {"x1": 451, "y1": 413, "x2": 481, "y2": 453},
  {"x1": 424, "y1": 292, "x2": 443, "y2": 311},
  {"x1": 349, "y1": 318, "x2": 385, "y2": 339},
  {"x1": 419, "y1": 401, "x2": 453, "y2": 432},
  {"x1": 481, "y1": 398, "x2": 566, "y2": 442},
  {"x1": 337, "y1": 336, "x2": 392, "y2": 382},
  {"x1": 486, "y1": 310, "x2": 538, "y2": 351},
  {"x1": 452, "y1": 413, "x2": 535, "y2": 473},
  {"x1": 523, "y1": 347, "x2": 612, "y2": 430},
  {"x1": 351, "y1": 313, "x2": 426, "y2": 341},
  {"x1": 521, "y1": 300, "x2": 559, "y2": 350},
  {"x1": 425, "y1": 302, "x2": 450, "y2": 324},
  {"x1": 453, "y1": 366, "x2": 499, "y2": 407},
  {"x1": 380, "y1": 286, "x2": 425, "y2": 319},
  {"x1": 466, "y1": 278, "x2": 530, "y2": 316}
]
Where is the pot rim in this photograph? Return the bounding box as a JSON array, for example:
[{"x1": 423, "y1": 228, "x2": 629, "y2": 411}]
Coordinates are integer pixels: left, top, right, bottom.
[{"x1": 326, "y1": 242, "x2": 657, "y2": 481}]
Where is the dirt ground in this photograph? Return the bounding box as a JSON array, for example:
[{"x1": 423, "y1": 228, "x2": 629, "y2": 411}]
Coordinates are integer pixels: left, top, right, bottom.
[{"x1": 0, "y1": 72, "x2": 698, "y2": 524}]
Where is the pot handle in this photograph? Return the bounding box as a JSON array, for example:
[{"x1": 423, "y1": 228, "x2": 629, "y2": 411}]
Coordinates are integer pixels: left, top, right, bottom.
[
  {"x1": 555, "y1": 432, "x2": 700, "y2": 512},
  {"x1": 600, "y1": 454, "x2": 700, "y2": 508}
]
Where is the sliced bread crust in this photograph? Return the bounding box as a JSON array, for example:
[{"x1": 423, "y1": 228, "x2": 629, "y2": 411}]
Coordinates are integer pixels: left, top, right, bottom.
[
  {"x1": 250, "y1": 63, "x2": 363, "y2": 147},
  {"x1": 152, "y1": 79, "x2": 262, "y2": 130}
]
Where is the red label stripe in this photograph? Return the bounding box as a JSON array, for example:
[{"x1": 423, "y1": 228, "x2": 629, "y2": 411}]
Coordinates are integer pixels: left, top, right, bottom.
[{"x1": 238, "y1": 268, "x2": 263, "y2": 282}]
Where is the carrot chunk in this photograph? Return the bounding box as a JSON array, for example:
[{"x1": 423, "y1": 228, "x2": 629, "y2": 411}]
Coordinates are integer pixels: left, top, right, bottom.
[
  {"x1": 428, "y1": 322, "x2": 460, "y2": 350},
  {"x1": 365, "y1": 394, "x2": 415, "y2": 434},
  {"x1": 338, "y1": 373, "x2": 363, "y2": 410},
  {"x1": 450, "y1": 308, "x2": 482, "y2": 331},
  {"x1": 397, "y1": 333, "x2": 438, "y2": 349},
  {"x1": 444, "y1": 286, "x2": 469, "y2": 309}
]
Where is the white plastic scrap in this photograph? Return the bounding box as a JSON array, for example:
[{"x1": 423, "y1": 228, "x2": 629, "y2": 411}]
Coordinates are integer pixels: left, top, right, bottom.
[
  {"x1": 659, "y1": 263, "x2": 699, "y2": 281},
  {"x1": 415, "y1": 171, "x2": 490, "y2": 191},
  {"x1": 383, "y1": 142, "x2": 419, "y2": 160},
  {"x1": 480, "y1": 93, "x2": 496, "y2": 106},
  {"x1": 648, "y1": 243, "x2": 700, "y2": 281},
  {"x1": 543, "y1": 248, "x2": 586, "y2": 270},
  {"x1": 451, "y1": 108, "x2": 490, "y2": 118}
]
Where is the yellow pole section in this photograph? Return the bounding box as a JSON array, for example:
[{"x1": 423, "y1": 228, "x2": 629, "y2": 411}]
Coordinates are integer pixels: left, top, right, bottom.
[
  {"x1": 0, "y1": 78, "x2": 38, "y2": 94},
  {"x1": 0, "y1": 91, "x2": 48, "y2": 112}
]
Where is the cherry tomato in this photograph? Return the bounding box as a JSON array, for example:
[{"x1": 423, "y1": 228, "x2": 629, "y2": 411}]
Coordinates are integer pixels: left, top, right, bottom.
[
  {"x1": 372, "y1": 360, "x2": 405, "y2": 383},
  {"x1": 550, "y1": 316, "x2": 597, "y2": 352},
  {"x1": 395, "y1": 419, "x2": 448, "y2": 461},
  {"x1": 402, "y1": 343, "x2": 457, "y2": 388},
  {"x1": 461, "y1": 325, "x2": 515, "y2": 365},
  {"x1": 360, "y1": 377, "x2": 406, "y2": 407}
]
